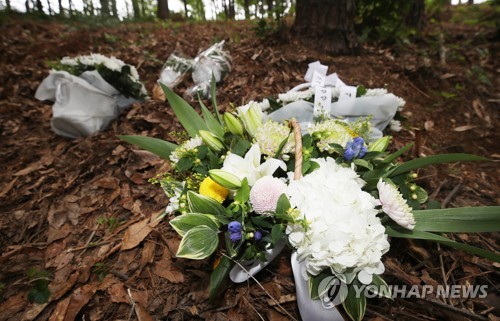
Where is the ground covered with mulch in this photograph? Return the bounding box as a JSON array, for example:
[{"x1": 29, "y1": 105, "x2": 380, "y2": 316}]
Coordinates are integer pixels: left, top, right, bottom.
[{"x1": 0, "y1": 10, "x2": 499, "y2": 321}]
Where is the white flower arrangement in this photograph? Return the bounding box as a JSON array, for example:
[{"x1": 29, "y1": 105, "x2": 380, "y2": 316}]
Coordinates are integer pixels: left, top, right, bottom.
[
  {"x1": 51, "y1": 53, "x2": 147, "y2": 100},
  {"x1": 120, "y1": 64, "x2": 499, "y2": 321}
]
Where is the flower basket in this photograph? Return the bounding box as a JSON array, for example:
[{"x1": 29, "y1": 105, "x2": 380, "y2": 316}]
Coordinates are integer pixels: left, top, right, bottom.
[{"x1": 119, "y1": 62, "x2": 500, "y2": 321}]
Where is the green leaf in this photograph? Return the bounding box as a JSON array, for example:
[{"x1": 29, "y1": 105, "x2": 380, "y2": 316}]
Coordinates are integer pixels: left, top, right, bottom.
[
  {"x1": 415, "y1": 186, "x2": 428, "y2": 204},
  {"x1": 309, "y1": 272, "x2": 333, "y2": 299},
  {"x1": 210, "y1": 74, "x2": 222, "y2": 124},
  {"x1": 160, "y1": 82, "x2": 208, "y2": 137},
  {"x1": 369, "y1": 275, "x2": 392, "y2": 299},
  {"x1": 170, "y1": 213, "x2": 221, "y2": 237},
  {"x1": 391, "y1": 153, "x2": 489, "y2": 177},
  {"x1": 118, "y1": 135, "x2": 177, "y2": 160},
  {"x1": 209, "y1": 256, "x2": 233, "y2": 302},
  {"x1": 353, "y1": 158, "x2": 373, "y2": 170},
  {"x1": 187, "y1": 191, "x2": 226, "y2": 216},
  {"x1": 235, "y1": 178, "x2": 250, "y2": 204},
  {"x1": 382, "y1": 143, "x2": 413, "y2": 164},
  {"x1": 275, "y1": 193, "x2": 291, "y2": 215},
  {"x1": 198, "y1": 94, "x2": 224, "y2": 138},
  {"x1": 28, "y1": 280, "x2": 51, "y2": 304},
  {"x1": 176, "y1": 225, "x2": 219, "y2": 260},
  {"x1": 342, "y1": 283, "x2": 366, "y2": 321},
  {"x1": 411, "y1": 207, "x2": 500, "y2": 233},
  {"x1": 385, "y1": 226, "x2": 500, "y2": 262},
  {"x1": 176, "y1": 157, "x2": 193, "y2": 172},
  {"x1": 271, "y1": 224, "x2": 284, "y2": 245}
]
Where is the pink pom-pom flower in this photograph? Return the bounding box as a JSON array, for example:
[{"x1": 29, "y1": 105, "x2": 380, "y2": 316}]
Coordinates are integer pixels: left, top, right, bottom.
[{"x1": 249, "y1": 176, "x2": 287, "y2": 215}]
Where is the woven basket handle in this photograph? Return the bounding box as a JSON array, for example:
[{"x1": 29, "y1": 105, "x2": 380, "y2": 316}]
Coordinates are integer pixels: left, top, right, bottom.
[{"x1": 289, "y1": 118, "x2": 302, "y2": 181}]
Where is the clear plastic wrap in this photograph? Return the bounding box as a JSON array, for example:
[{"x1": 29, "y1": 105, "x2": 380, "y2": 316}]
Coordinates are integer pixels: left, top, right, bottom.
[{"x1": 158, "y1": 52, "x2": 195, "y2": 89}]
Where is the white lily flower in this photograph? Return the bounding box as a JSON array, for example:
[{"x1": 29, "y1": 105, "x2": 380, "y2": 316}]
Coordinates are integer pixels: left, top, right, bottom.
[{"x1": 221, "y1": 144, "x2": 286, "y2": 186}]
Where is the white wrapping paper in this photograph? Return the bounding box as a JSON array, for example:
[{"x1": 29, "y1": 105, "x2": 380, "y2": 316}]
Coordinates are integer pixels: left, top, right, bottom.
[{"x1": 35, "y1": 71, "x2": 138, "y2": 139}]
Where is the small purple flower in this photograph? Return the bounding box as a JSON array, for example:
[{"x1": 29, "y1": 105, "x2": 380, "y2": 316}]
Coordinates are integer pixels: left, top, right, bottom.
[
  {"x1": 344, "y1": 137, "x2": 367, "y2": 161},
  {"x1": 254, "y1": 230, "x2": 263, "y2": 241},
  {"x1": 228, "y1": 221, "x2": 242, "y2": 233},
  {"x1": 229, "y1": 231, "x2": 242, "y2": 243}
]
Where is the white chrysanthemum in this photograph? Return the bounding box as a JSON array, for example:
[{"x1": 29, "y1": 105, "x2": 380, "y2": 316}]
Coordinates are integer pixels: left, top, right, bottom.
[
  {"x1": 129, "y1": 66, "x2": 140, "y2": 80},
  {"x1": 103, "y1": 57, "x2": 124, "y2": 72},
  {"x1": 308, "y1": 119, "x2": 353, "y2": 152},
  {"x1": 250, "y1": 176, "x2": 287, "y2": 215},
  {"x1": 286, "y1": 157, "x2": 390, "y2": 285},
  {"x1": 389, "y1": 119, "x2": 402, "y2": 132},
  {"x1": 60, "y1": 56, "x2": 78, "y2": 66},
  {"x1": 169, "y1": 136, "x2": 203, "y2": 163},
  {"x1": 364, "y1": 88, "x2": 388, "y2": 96},
  {"x1": 377, "y1": 179, "x2": 415, "y2": 230},
  {"x1": 260, "y1": 99, "x2": 271, "y2": 112},
  {"x1": 254, "y1": 121, "x2": 294, "y2": 157},
  {"x1": 396, "y1": 96, "x2": 406, "y2": 111},
  {"x1": 278, "y1": 88, "x2": 315, "y2": 103}
]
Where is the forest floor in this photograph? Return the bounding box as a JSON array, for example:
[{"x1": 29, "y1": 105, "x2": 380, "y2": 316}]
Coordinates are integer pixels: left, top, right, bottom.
[{"x1": 0, "y1": 8, "x2": 499, "y2": 321}]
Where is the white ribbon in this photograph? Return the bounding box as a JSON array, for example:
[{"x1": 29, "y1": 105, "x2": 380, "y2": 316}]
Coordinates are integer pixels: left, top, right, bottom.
[
  {"x1": 229, "y1": 239, "x2": 286, "y2": 283},
  {"x1": 291, "y1": 252, "x2": 346, "y2": 321}
]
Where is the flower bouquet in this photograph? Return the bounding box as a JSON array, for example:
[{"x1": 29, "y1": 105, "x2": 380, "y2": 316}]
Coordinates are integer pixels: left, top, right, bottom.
[
  {"x1": 35, "y1": 53, "x2": 147, "y2": 138},
  {"x1": 120, "y1": 67, "x2": 499, "y2": 321}
]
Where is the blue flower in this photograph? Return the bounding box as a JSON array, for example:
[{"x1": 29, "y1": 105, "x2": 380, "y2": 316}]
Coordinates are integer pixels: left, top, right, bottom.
[
  {"x1": 254, "y1": 230, "x2": 263, "y2": 241},
  {"x1": 228, "y1": 221, "x2": 242, "y2": 233},
  {"x1": 344, "y1": 137, "x2": 367, "y2": 161},
  {"x1": 229, "y1": 231, "x2": 242, "y2": 243}
]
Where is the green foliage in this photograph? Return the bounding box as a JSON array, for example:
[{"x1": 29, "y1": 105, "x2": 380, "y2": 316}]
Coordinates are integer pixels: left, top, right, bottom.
[
  {"x1": 92, "y1": 262, "x2": 111, "y2": 281},
  {"x1": 355, "y1": 0, "x2": 418, "y2": 44},
  {"x1": 96, "y1": 215, "x2": 122, "y2": 233},
  {"x1": 27, "y1": 268, "x2": 51, "y2": 304}
]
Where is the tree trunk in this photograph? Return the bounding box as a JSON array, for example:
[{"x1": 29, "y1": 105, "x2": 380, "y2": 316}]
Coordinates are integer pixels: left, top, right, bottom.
[
  {"x1": 57, "y1": 0, "x2": 63, "y2": 15},
  {"x1": 6, "y1": 0, "x2": 11, "y2": 11},
  {"x1": 293, "y1": 0, "x2": 359, "y2": 55},
  {"x1": 46, "y1": 0, "x2": 52, "y2": 14},
  {"x1": 111, "y1": 0, "x2": 118, "y2": 17},
  {"x1": 68, "y1": 0, "x2": 73, "y2": 15},
  {"x1": 405, "y1": 0, "x2": 426, "y2": 30},
  {"x1": 183, "y1": 0, "x2": 188, "y2": 18},
  {"x1": 228, "y1": 0, "x2": 235, "y2": 19},
  {"x1": 243, "y1": 0, "x2": 250, "y2": 19},
  {"x1": 267, "y1": 0, "x2": 273, "y2": 18},
  {"x1": 100, "y1": 0, "x2": 110, "y2": 16},
  {"x1": 157, "y1": 0, "x2": 169, "y2": 20},
  {"x1": 468, "y1": 0, "x2": 473, "y2": 4},
  {"x1": 131, "y1": 0, "x2": 141, "y2": 18},
  {"x1": 35, "y1": 0, "x2": 43, "y2": 13}
]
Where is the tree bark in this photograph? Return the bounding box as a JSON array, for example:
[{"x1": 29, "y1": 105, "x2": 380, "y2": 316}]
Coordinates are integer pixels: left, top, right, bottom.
[
  {"x1": 267, "y1": 0, "x2": 273, "y2": 18},
  {"x1": 157, "y1": 0, "x2": 169, "y2": 20},
  {"x1": 131, "y1": 0, "x2": 141, "y2": 18},
  {"x1": 405, "y1": 0, "x2": 426, "y2": 30},
  {"x1": 243, "y1": 0, "x2": 250, "y2": 19},
  {"x1": 293, "y1": 0, "x2": 359, "y2": 55},
  {"x1": 110, "y1": 0, "x2": 118, "y2": 17},
  {"x1": 35, "y1": 0, "x2": 43, "y2": 13},
  {"x1": 100, "y1": 0, "x2": 110, "y2": 16},
  {"x1": 183, "y1": 0, "x2": 188, "y2": 18}
]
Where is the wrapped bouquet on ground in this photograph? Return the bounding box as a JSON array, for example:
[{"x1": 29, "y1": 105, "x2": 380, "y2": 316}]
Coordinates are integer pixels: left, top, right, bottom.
[
  {"x1": 35, "y1": 53, "x2": 147, "y2": 138},
  {"x1": 120, "y1": 63, "x2": 500, "y2": 321}
]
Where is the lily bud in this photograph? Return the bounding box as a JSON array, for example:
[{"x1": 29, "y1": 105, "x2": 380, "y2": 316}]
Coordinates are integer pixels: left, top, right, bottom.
[
  {"x1": 368, "y1": 136, "x2": 391, "y2": 152},
  {"x1": 239, "y1": 104, "x2": 262, "y2": 137},
  {"x1": 209, "y1": 169, "x2": 242, "y2": 190},
  {"x1": 199, "y1": 130, "x2": 224, "y2": 152},
  {"x1": 223, "y1": 113, "x2": 244, "y2": 136}
]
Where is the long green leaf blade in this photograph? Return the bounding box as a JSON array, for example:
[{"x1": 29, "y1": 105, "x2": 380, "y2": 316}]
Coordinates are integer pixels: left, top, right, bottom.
[
  {"x1": 160, "y1": 82, "x2": 208, "y2": 137},
  {"x1": 118, "y1": 135, "x2": 177, "y2": 159},
  {"x1": 198, "y1": 94, "x2": 224, "y2": 138},
  {"x1": 386, "y1": 226, "x2": 500, "y2": 262},
  {"x1": 411, "y1": 207, "x2": 500, "y2": 233},
  {"x1": 170, "y1": 213, "x2": 221, "y2": 237},
  {"x1": 209, "y1": 256, "x2": 233, "y2": 302},
  {"x1": 391, "y1": 153, "x2": 489, "y2": 176}
]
